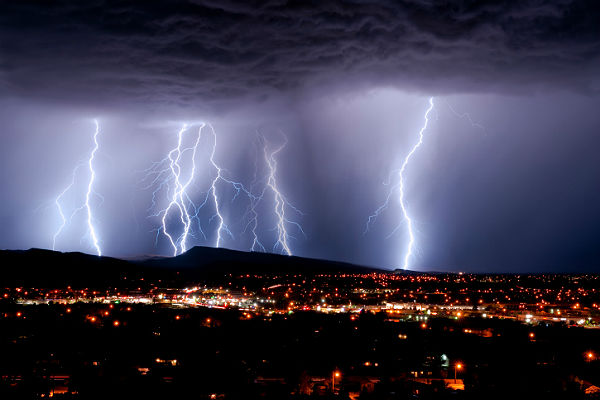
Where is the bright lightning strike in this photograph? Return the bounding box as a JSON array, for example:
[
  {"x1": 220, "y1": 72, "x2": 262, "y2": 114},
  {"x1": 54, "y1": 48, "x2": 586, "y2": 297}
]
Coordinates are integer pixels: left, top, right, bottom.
[
  {"x1": 366, "y1": 97, "x2": 434, "y2": 269},
  {"x1": 196, "y1": 124, "x2": 291, "y2": 250},
  {"x1": 145, "y1": 123, "x2": 259, "y2": 255},
  {"x1": 246, "y1": 141, "x2": 267, "y2": 253},
  {"x1": 262, "y1": 135, "x2": 305, "y2": 256},
  {"x1": 152, "y1": 123, "x2": 203, "y2": 256},
  {"x1": 203, "y1": 123, "x2": 256, "y2": 248},
  {"x1": 237, "y1": 138, "x2": 266, "y2": 253},
  {"x1": 398, "y1": 98, "x2": 434, "y2": 269},
  {"x1": 180, "y1": 123, "x2": 262, "y2": 249},
  {"x1": 206, "y1": 124, "x2": 229, "y2": 248},
  {"x1": 53, "y1": 120, "x2": 103, "y2": 256},
  {"x1": 248, "y1": 197, "x2": 266, "y2": 252},
  {"x1": 240, "y1": 134, "x2": 305, "y2": 255},
  {"x1": 85, "y1": 119, "x2": 102, "y2": 256}
]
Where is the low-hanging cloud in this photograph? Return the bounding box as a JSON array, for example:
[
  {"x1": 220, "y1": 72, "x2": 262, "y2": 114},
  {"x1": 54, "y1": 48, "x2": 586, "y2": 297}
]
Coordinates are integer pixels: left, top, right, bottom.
[{"x1": 1, "y1": 0, "x2": 599, "y2": 110}]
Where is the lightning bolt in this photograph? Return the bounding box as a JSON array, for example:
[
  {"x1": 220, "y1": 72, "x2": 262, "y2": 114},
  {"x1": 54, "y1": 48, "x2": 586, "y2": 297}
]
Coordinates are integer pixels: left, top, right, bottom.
[
  {"x1": 243, "y1": 138, "x2": 267, "y2": 252},
  {"x1": 52, "y1": 163, "x2": 83, "y2": 251},
  {"x1": 85, "y1": 119, "x2": 102, "y2": 256},
  {"x1": 160, "y1": 123, "x2": 188, "y2": 255},
  {"x1": 144, "y1": 123, "x2": 304, "y2": 256},
  {"x1": 148, "y1": 123, "x2": 203, "y2": 256},
  {"x1": 207, "y1": 126, "x2": 228, "y2": 248},
  {"x1": 262, "y1": 135, "x2": 305, "y2": 256},
  {"x1": 145, "y1": 123, "x2": 261, "y2": 254},
  {"x1": 52, "y1": 120, "x2": 103, "y2": 256},
  {"x1": 366, "y1": 97, "x2": 434, "y2": 269},
  {"x1": 398, "y1": 98, "x2": 434, "y2": 269},
  {"x1": 203, "y1": 122, "x2": 248, "y2": 248},
  {"x1": 249, "y1": 198, "x2": 266, "y2": 252},
  {"x1": 444, "y1": 100, "x2": 488, "y2": 135},
  {"x1": 200, "y1": 124, "x2": 283, "y2": 249},
  {"x1": 240, "y1": 134, "x2": 306, "y2": 254},
  {"x1": 178, "y1": 125, "x2": 203, "y2": 253}
]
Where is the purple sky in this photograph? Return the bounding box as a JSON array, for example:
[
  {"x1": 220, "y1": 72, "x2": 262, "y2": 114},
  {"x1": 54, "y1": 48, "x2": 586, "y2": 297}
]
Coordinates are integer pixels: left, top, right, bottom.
[{"x1": 1, "y1": 1, "x2": 600, "y2": 272}]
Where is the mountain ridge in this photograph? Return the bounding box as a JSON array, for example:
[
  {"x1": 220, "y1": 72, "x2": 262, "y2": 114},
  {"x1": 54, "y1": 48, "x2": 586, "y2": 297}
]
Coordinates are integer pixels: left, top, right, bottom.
[{"x1": 0, "y1": 246, "x2": 387, "y2": 288}]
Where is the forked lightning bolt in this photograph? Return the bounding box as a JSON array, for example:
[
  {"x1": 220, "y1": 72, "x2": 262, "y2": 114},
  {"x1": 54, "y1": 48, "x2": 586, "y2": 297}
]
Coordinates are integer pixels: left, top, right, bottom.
[
  {"x1": 206, "y1": 123, "x2": 229, "y2": 248},
  {"x1": 147, "y1": 124, "x2": 203, "y2": 256},
  {"x1": 145, "y1": 123, "x2": 259, "y2": 254},
  {"x1": 245, "y1": 140, "x2": 266, "y2": 252},
  {"x1": 366, "y1": 97, "x2": 434, "y2": 269},
  {"x1": 52, "y1": 163, "x2": 83, "y2": 251},
  {"x1": 248, "y1": 196, "x2": 266, "y2": 252},
  {"x1": 263, "y1": 135, "x2": 305, "y2": 256},
  {"x1": 241, "y1": 187, "x2": 265, "y2": 251},
  {"x1": 398, "y1": 98, "x2": 434, "y2": 268},
  {"x1": 53, "y1": 120, "x2": 103, "y2": 256},
  {"x1": 144, "y1": 123, "x2": 305, "y2": 256},
  {"x1": 240, "y1": 134, "x2": 305, "y2": 255},
  {"x1": 85, "y1": 120, "x2": 102, "y2": 256},
  {"x1": 202, "y1": 123, "x2": 259, "y2": 248},
  {"x1": 445, "y1": 100, "x2": 488, "y2": 135}
]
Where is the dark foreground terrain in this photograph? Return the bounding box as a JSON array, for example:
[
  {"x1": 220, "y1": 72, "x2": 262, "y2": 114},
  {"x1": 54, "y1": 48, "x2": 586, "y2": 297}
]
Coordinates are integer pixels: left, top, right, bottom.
[
  {"x1": 1, "y1": 248, "x2": 599, "y2": 399},
  {"x1": 0, "y1": 302, "x2": 599, "y2": 399}
]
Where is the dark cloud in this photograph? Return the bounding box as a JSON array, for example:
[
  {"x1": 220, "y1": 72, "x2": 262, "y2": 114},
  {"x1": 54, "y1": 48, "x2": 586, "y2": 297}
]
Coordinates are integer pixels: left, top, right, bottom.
[
  {"x1": 1, "y1": 0, "x2": 599, "y2": 109},
  {"x1": 1, "y1": 1, "x2": 600, "y2": 272}
]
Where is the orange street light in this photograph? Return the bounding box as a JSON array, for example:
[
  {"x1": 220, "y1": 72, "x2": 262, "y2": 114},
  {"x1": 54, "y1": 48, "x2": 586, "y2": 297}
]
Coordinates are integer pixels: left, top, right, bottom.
[
  {"x1": 332, "y1": 370, "x2": 341, "y2": 392},
  {"x1": 454, "y1": 363, "x2": 463, "y2": 383}
]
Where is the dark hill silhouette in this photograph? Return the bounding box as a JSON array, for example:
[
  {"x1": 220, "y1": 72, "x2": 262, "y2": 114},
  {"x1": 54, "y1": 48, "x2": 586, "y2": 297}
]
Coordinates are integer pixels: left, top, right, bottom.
[
  {"x1": 139, "y1": 246, "x2": 383, "y2": 274},
  {"x1": 0, "y1": 248, "x2": 140, "y2": 287},
  {"x1": 0, "y1": 246, "x2": 385, "y2": 288}
]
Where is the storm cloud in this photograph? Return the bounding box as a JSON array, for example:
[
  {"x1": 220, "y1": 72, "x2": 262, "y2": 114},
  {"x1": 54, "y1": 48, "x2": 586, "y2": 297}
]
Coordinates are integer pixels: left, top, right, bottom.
[
  {"x1": 2, "y1": 0, "x2": 600, "y2": 109},
  {"x1": 1, "y1": 1, "x2": 600, "y2": 272}
]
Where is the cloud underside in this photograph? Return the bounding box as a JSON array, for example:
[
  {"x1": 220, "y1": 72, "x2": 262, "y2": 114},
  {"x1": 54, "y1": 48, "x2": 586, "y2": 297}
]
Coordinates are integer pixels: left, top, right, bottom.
[{"x1": 2, "y1": 0, "x2": 599, "y2": 108}]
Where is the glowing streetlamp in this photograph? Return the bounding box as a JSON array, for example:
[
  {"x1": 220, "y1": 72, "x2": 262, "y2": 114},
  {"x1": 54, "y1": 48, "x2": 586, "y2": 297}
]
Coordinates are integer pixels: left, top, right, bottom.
[
  {"x1": 332, "y1": 370, "x2": 341, "y2": 392},
  {"x1": 454, "y1": 363, "x2": 463, "y2": 383}
]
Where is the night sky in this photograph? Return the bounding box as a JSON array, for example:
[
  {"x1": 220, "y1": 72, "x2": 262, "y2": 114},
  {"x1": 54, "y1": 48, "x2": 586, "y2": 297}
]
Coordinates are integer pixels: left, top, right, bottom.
[{"x1": 1, "y1": 1, "x2": 600, "y2": 272}]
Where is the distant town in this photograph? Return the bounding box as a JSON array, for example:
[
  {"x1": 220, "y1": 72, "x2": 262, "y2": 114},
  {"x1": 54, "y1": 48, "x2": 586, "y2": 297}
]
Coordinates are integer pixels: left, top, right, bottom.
[
  {"x1": 2, "y1": 270, "x2": 600, "y2": 398},
  {"x1": 9, "y1": 272, "x2": 600, "y2": 327}
]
